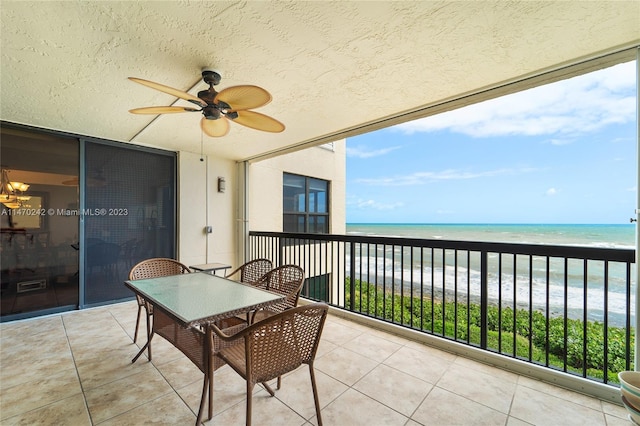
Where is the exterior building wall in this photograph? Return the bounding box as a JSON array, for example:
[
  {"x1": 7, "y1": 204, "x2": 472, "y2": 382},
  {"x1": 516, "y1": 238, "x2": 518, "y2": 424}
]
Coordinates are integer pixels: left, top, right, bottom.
[
  {"x1": 178, "y1": 139, "x2": 346, "y2": 270},
  {"x1": 248, "y1": 140, "x2": 347, "y2": 234},
  {"x1": 177, "y1": 151, "x2": 236, "y2": 268}
]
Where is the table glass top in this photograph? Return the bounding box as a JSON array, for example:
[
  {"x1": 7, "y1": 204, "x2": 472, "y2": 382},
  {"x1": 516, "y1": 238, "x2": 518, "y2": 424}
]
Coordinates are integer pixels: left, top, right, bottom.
[{"x1": 125, "y1": 272, "x2": 282, "y2": 325}]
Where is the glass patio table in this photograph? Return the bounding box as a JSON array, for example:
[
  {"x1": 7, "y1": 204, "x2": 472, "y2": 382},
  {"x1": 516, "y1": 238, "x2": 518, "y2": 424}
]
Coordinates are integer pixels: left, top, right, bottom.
[{"x1": 125, "y1": 272, "x2": 285, "y2": 425}]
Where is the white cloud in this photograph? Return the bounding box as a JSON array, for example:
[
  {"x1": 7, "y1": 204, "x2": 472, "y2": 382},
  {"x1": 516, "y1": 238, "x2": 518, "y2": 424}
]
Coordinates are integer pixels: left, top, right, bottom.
[
  {"x1": 346, "y1": 145, "x2": 400, "y2": 158},
  {"x1": 393, "y1": 62, "x2": 636, "y2": 139},
  {"x1": 546, "y1": 188, "x2": 558, "y2": 196},
  {"x1": 547, "y1": 138, "x2": 574, "y2": 146},
  {"x1": 350, "y1": 198, "x2": 404, "y2": 210},
  {"x1": 356, "y1": 167, "x2": 536, "y2": 186}
]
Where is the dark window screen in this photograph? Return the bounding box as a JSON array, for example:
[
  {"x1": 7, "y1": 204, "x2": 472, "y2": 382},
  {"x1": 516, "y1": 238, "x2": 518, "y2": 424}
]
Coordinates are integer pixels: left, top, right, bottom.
[
  {"x1": 83, "y1": 142, "x2": 175, "y2": 305},
  {"x1": 283, "y1": 173, "x2": 329, "y2": 233}
]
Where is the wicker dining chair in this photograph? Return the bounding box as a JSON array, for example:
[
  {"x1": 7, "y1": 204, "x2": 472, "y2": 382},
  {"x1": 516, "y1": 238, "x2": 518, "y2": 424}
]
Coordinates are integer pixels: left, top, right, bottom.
[
  {"x1": 249, "y1": 264, "x2": 305, "y2": 324},
  {"x1": 152, "y1": 308, "x2": 246, "y2": 425},
  {"x1": 225, "y1": 258, "x2": 273, "y2": 285},
  {"x1": 128, "y1": 257, "x2": 191, "y2": 360},
  {"x1": 211, "y1": 302, "x2": 329, "y2": 426}
]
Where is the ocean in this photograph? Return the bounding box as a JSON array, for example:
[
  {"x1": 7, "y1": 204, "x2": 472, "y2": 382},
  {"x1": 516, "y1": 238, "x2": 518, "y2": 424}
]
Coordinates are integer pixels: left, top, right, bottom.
[
  {"x1": 346, "y1": 223, "x2": 636, "y2": 249},
  {"x1": 345, "y1": 223, "x2": 636, "y2": 326}
]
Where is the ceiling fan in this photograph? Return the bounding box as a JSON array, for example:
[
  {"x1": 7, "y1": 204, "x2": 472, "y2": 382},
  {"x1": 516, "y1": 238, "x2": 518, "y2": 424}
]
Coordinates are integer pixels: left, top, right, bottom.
[{"x1": 128, "y1": 70, "x2": 285, "y2": 137}]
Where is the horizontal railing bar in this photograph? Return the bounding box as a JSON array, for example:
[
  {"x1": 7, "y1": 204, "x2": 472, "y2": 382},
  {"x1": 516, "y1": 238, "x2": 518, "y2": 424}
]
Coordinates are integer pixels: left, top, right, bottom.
[{"x1": 250, "y1": 231, "x2": 635, "y2": 262}]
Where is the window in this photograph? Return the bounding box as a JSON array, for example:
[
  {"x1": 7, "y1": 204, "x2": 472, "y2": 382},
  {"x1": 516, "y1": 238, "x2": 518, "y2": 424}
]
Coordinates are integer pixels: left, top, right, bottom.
[
  {"x1": 303, "y1": 274, "x2": 330, "y2": 302},
  {"x1": 283, "y1": 173, "x2": 329, "y2": 233}
]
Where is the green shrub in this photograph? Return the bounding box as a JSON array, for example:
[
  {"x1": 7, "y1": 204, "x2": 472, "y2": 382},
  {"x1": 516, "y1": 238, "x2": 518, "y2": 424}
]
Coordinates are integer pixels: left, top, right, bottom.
[{"x1": 344, "y1": 277, "x2": 634, "y2": 382}]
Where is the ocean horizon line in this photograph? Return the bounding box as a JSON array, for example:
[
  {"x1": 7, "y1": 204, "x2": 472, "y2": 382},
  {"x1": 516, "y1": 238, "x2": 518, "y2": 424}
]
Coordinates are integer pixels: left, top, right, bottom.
[{"x1": 346, "y1": 222, "x2": 634, "y2": 227}]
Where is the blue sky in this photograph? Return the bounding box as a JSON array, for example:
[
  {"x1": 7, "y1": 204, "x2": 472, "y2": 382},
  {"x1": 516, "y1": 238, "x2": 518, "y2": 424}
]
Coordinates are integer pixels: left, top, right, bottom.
[{"x1": 346, "y1": 61, "x2": 637, "y2": 224}]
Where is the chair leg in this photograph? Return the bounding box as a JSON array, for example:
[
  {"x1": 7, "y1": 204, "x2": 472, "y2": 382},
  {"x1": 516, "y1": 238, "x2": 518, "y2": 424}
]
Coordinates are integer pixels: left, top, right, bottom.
[
  {"x1": 246, "y1": 382, "x2": 254, "y2": 426},
  {"x1": 309, "y1": 364, "x2": 323, "y2": 426},
  {"x1": 144, "y1": 306, "x2": 152, "y2": 361},
  {"x1": 208, "y1": 350, "x2": 214, "y2": 419},
  {"x1": 277, "y1": 376, "x2": 282, "y2": 390},
  {"x1": 133, "y1": 304, "x2": 143, "y2": 343},
  {"x1": 261, "y1": 382, "x2": 275, "y2": 396}
]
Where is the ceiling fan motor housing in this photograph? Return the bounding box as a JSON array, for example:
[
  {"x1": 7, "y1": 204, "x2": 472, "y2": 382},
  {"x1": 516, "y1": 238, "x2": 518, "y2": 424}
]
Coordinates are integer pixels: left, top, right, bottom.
[{"x1": 202, "y1": 106, "x2": 221, "y2": 120}]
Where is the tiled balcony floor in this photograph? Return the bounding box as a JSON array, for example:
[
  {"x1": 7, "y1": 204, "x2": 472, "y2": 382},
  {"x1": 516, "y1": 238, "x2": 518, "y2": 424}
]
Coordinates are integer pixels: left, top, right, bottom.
[{"x1": 0, "y1": 300, "x2": 632, "y2": 425}]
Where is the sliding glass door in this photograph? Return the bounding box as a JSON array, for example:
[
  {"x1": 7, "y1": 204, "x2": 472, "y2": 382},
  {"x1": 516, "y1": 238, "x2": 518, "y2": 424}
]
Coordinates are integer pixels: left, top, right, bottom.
[
  {"x1": 82, "y1": 141, "x2": 176, "y2": 306},
  {"x1": 1, "y1": 128, "x2": 79, "y2": 318},
  {"x1": 1, "y1": 125, "x2": 177, "y2": 319}
]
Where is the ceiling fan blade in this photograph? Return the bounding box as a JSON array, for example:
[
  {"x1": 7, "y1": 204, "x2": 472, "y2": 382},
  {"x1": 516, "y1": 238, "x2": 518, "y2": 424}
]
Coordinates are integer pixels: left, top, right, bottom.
[
  {"x1": 129, "y1": 77, "x2": 206, "y2": 107},
  {"x1": 201, "y1": 117, "x2": 230, "y2": 137},
  {"x1": 231, "y1": 110, "x2": 285, "y2": 133},
  {"x1": 215, "y1": 85, "x2": 272, "y2": 111},
  {"x1": 129, "y1": 106, "x2": 199, "y2": 114}
]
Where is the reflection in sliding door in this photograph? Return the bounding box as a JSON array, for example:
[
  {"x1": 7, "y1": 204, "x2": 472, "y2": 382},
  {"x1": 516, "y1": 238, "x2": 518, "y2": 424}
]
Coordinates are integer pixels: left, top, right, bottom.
[
  {"x1": 1, "y1": 127, "x2": 79, "y2": 319},
  {"x1": 83, "y1": 141, "x2": 176, "y2": 306}
]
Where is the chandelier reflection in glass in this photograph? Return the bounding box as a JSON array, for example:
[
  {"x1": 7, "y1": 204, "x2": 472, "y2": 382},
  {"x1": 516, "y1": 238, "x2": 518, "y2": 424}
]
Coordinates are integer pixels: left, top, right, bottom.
[{"x1": 1, "y1": 169, "x2": 30, "y2": 209}]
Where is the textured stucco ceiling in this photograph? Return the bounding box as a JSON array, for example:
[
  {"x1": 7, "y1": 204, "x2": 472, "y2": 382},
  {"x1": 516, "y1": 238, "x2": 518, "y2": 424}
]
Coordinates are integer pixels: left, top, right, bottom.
[{"x1": 1, "y1": 1, "x2": 639, "y2": 161}]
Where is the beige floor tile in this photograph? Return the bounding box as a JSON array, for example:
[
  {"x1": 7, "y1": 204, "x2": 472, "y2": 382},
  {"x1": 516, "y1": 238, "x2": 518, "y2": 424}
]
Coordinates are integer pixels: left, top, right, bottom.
[
  {"x1": 155, "y1": 355, "x2": 203, "y2": 389},
  {"x1": 0, "y1": 316, "x2": 63, "y2": 340},
  {"x1": 436, "y1": 362, "x2": 517, "y2": 413},
  {"x1": 510, "y1": 385, "x2": 606, "y2": 426},
  {"x1": 602, "y1": 399, "x2": 630, "y2": 419},
  {"x1": 384, "y1": 345, "x2": 453, "y2": 384},
  {"x1": 517, "y1": 375, "x2": 602, "y2": 411},
  {"x1": 178, "y1": 364, "x2": 255, "y2": 417},
  {"x1": 412, "y1": 386, "x2": 508, "y2": 426},
  {"x1": 0, "y1": 303, "x2": 625, "y2": 426},
  {"x1": 0, "y1": 349, "x2": 76, "y2": 389},
  {"x1": 208, "y1": 389, "x2": 307, "y2": 426},
  {"x1": 320, "y1": 388, "x2": 408, "y2": 425},
  {"x1": 605, "y1": 413, "x2": 634, "y2": 426},
  {"x1": 75, "y1": 344, "x2": 157, "y2": 390},
  {"x1": 85, "y1": 368, "x2": 173, "y2": 424},
  {"x1": 99, "y1": 392, "x2": 195, "y2": 425},
  {"x1": 453, "y1": 356, "x2": 519, "y2": 383},
  {"x1": 403, "y1": 338, "x2": 458, "y2": 362},
  {"x1": 365, "y1": 327, "x2": 414, "y2": 345},
  {"x1": 314, "y1": 336, "x2": 338, "y2": 359},
  {"x1": 1, "y1": 393, "x2": 91, "y2": 426},
  {"x1": 314, "y1": 346, "x2": 378, "y2": 386},
  {"x1": 353, "y1": 363, "x2": 432, "y2": 417},
  {"x1": 271, "y1": 366, "x2": 349, "y2": 420},
  {"x1": 506, "y1": 416, "x2": 534, "y2": 426},
  {"x1": 321, "y1": 320, "x2": 363, "y2": 346},
  {"x1": 342, "y1": 331, "x2": 403, "y2": 361},
  {"x1": 147, "y1": 335, "x2": 188, "y2": 365},
  {"x1": 0, "y1": 368, "x2": 81, "y2": 420}
]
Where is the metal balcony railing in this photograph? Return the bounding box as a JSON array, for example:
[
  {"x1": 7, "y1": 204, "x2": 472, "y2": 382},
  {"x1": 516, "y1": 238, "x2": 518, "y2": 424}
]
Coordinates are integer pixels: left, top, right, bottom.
[{"x1": 249, "y1": 231, "x2": 636, "y2": 386}]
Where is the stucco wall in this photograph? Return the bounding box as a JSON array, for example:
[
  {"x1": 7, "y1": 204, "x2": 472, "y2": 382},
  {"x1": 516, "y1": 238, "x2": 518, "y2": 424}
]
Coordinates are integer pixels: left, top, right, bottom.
[
  {"x1": 248, "y1": 140, "x2": 346, "y2": 234},
  {"x1": 177, "y1": 152, "x2": 236, "y2": 268},
  {"x1": 178, "y1": 139, "x2": 346, "y2": 269}
]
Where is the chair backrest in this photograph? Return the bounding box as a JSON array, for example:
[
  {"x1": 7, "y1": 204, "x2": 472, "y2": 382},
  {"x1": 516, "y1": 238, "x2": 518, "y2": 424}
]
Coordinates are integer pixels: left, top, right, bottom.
[
  {"x1": 227, "y1": 258, "x2": 273, "y2": 284},
  {"x1": 244, "y1": 303, "x2": 328, "y2": 385},
  {"x1": 259, "y1": 264, "x2": 304, "y2": 310},
  {"x1": 128, "y1": 257, "x2": 191, "y2": 280}
]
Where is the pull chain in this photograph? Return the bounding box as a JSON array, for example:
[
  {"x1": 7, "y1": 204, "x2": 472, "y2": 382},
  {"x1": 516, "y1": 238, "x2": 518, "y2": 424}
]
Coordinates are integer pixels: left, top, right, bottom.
[{"x1": 200, "y1": 129, "x2": 204, "y2": 162}]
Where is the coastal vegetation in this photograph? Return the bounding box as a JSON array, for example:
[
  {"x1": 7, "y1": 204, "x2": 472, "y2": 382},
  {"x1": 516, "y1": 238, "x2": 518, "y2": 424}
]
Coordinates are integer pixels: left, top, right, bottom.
[{"x1": 345, "y1": 277, "x2": 634, "y2": 383}]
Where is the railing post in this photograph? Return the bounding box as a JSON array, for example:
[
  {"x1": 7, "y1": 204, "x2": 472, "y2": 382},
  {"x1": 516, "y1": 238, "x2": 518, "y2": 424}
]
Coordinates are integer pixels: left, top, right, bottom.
[
  {"x1": 350, "y1": 241, "x2": 356, "y2": 311},
  {"x1": 480, "y1": 250, "x2": 488, "y2": 349}
]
